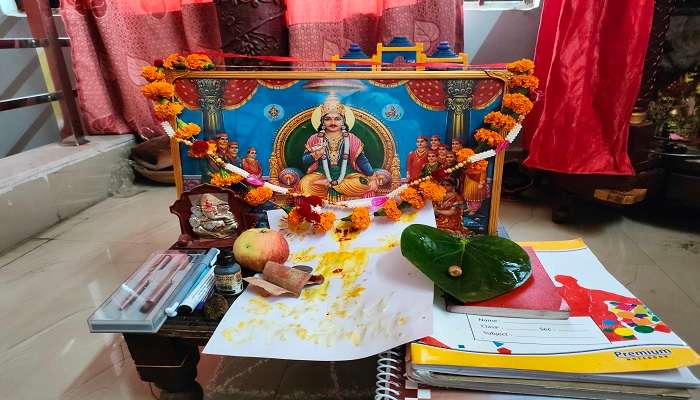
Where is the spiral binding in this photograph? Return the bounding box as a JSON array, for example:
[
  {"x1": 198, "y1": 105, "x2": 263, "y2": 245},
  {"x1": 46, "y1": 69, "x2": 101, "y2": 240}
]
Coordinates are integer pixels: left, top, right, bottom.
[{"x1": 375, "y1": 348, "x2": 403, "y2": 400}]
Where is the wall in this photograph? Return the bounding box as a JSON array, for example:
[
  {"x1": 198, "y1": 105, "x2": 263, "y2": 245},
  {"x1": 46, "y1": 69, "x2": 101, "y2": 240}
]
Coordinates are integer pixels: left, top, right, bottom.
[{"x1": 0, "y1": 11, "x2": 66, "y2": 157}]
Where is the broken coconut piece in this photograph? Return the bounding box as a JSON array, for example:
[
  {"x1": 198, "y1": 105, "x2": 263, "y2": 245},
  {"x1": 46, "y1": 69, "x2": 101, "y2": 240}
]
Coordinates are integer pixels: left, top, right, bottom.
[{"x1": 243, "y1": 261, "x2": 324, "y2": 297}]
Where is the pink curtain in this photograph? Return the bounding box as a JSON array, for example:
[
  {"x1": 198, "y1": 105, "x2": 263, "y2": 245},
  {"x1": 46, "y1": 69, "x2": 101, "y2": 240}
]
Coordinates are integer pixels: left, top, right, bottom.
[
  {"x1": 522, "y1": 0, "x2": 654, "y2": 175},
  {"x1": 61, "y1": 0, "x2": 221, "y2": 137},
  {"x1": 286, "y1": 0, "x2": 463, "y2": 63}
]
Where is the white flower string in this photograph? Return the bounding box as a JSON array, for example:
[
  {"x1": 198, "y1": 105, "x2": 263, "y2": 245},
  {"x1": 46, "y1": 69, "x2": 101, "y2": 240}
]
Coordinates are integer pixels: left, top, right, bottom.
[{"x1": 163, "y1": 121, "x2": 522, "y2": 209}]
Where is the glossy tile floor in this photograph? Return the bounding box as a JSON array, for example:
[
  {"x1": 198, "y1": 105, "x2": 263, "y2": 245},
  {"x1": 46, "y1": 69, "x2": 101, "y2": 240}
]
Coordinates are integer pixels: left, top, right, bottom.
[{"x1": 0, "y1": 185, "x2": 698, "y2": 400}]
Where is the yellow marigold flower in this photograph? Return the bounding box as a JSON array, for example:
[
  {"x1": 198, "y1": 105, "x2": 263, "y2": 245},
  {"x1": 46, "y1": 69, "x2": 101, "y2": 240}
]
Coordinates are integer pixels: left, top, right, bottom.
[
  {"x1": 185, "y1": 53, "x2": 213, "y2": 70},
  {"x1": 153, "y1": 101, "x2": 184, "y2": 120},
  {"x1": 484, "y1": 111, "x2": 516, "y2": 132},
  {"x1": 399, "y1": 186, "x2": 425, "y2": 209},
  {"x1": 382, "y1": 199, "x2": 402, "y2": 221},
  {"x1": 419, "y1": 180, "x2": 446, "y2": 202},
  {"x1": 313, "y1": 211, "x2": 336, "y2": 233},
  {"x1": 141, "y1": 66, "x2": 165, "y2": 82},
  {"x1": 456, "y1": 148, "x2": 475, "y2": 163},
  {"x1": 350, "y1": 207, "x2": 371, "y2": 230},
  {"x1": 163, "y1": 53, "x2": 186, "y2": 70},
  {"x1": 142, "y1": 81, "x2": 175, "y2": 100},
  {"x1": 474, "y1": 128, "x2": 505, "y2": 147},
  {"x1": 174, "y1": 123, "x2": 201, "y2": 140},
  {"x1": 467, "y1": 159, "x2": 488, "y2": 174},
  {"x1": 503, "y1": 93, "x2": 533, "y2": 116},
  {"x1": 506, "y1": 58, "x2": 535, "y2": 75},
  {"x1": 244, "y1": 186, "x2": 273, "y2": 206},
  {"x1": 510, "y1": 74, "x2": 539, "y2": 91}
]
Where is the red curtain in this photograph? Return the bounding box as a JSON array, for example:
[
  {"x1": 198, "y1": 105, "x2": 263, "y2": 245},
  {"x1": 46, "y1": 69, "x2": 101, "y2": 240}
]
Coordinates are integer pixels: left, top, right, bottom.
[
  {"x1": 285, "y1": 0, "x2": 463, "y2": 64},
  {"x1": 522, "y1": 0, "x2": 654, "y2": 175},
  {"x1": 61, "y1": 1, "x2": 220, "y2": 138}
]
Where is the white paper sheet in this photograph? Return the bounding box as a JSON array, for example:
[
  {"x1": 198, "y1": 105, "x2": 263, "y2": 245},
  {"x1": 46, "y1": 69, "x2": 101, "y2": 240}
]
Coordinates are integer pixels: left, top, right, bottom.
[{"x1": 203, "y1": 203, "x2": 436, "y2": 360}]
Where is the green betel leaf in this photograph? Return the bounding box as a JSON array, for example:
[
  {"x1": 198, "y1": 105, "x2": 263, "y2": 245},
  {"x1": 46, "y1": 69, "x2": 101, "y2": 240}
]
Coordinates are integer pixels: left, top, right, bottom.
[{"x1": 400, "y1": 224, "x2": 531, "y2": 302}]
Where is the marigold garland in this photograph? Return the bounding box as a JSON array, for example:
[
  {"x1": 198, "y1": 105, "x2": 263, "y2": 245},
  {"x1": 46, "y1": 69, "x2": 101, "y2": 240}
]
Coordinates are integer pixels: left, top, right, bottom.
[
  {"x1": 506, "y1": 59, "x2": 535, "y2": 75},
  {"x1": 174, "y1": 123, "x2": 201, "y2": 140},
  {"x1": 286, "y1": 208, "x2": 305, "y2": 232},
  {"x1": 188, "y1": 140, "x2": 210, "y2": 158},
  {"x1": 399, "y1": 186, "x2": 425, "y2": 209},
  {"x1": 350, "y1": 207, "x2": 371, "y2": 230},
  {"x1": 163, "y1": 53, "x2": 186, "y2": 70},
  {"x1": 210, "y1": 171, "x2": 245, "y2": 187},
  {"x1": 382, "y1": 199, "x2": 402, "y2": 221},
  {"x1": 503, "y1": 93, "x2": 533, "y2": 116},
  {"x1": 142, "y1": 81, "x2": 175, "y2": 100},
  {"x1": 484, "y1": 111, "x2": 517, "y2": 132},
  {"x1": 456, "y1": 148, "x2": 476, "y2": 163},
  {"x1": 510, "y1": 74, "x2": 539, "y2": 91},
  {"x1": 185, "y1": 53, "x2": 214, "y2": 70},
  {"x1": 154, "y1": 101, "x2": 184, "y2": 120},
  {"x1": 418, "y1": 179, "x2": 447, "y2": 202},
  {"x1": 474, "y1": 128, "x2": 505, "y2": 147},
  {"x1": 141, "y1": 66, "x2": 165, "y2": 82},
  {"x1": 467, "y1": 159, "x2": 488, "y2": 174},
  {"x1": 313, "y1": 211, "x2": 336, "y2": 233},
  {"x1": 244, "y1": 186, "x2": 273, "y2": 206}
]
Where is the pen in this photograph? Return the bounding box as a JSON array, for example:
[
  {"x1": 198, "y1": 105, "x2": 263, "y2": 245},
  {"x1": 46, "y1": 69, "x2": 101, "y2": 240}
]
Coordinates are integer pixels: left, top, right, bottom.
[
  {"x1": 139, "y1": 254, "x2": 191, "y2": 313},
  {"x1": 118, "y1": 254, "x2": 170, "y2": 311}
]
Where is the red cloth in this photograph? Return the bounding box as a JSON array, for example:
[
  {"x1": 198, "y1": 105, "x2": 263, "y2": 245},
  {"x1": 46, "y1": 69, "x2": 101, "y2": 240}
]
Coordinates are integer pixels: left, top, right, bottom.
[
  {"x1": 285, "y1": 0, "x2": 463, "y2": 66},
  {"x1": 61, "y1": 1, "x2": 221, "y2": 137},
  {"x1": 523, "y1": 0, "x2": 654, "y2": 175}
]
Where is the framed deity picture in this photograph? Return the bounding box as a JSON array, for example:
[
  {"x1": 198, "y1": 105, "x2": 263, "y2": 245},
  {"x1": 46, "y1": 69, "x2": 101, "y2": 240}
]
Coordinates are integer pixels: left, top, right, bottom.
[{"x1": 169, "y1": 70, "x2": 509, "y2": 236}]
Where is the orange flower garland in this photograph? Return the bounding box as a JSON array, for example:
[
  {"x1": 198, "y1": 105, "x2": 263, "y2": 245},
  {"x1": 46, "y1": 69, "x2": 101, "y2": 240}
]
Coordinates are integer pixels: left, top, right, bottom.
[
  {"x1": 467, "y1": 159, "x2": 488, "y2": 174},
  {"x1": 154, "y1": 102, "x2": 185, "y2": 120},
  {"x1": 142, "y1": 81, "x2": 175, "y2": 100},
  {"x1": 313, "y1": 211, "x2": 336, "y2": 233},
  {"x1": 350, "y1": 207, "x2": 370, "y2": 230},
  {"x1": 399, "y1": 187, "x2": 425, "y2": 209},
  {"x1": 456, "y1": 148, "x2": 476, "y2": 163},
  {"x1": 163, "y1": 53, "x2": 186, "y2": 70},
  {"x1": 286, "y1": 208, "x2": 305, "y2": 232},
  {"x1": 510, "y1": 74, "x2": 539, "y2": 91},
  {"x1": 484, "y1": 111, "x2": 517, "y2": 132},
  {"x1": 185, "y1": 53, "x2": 214, "y2": 70},
  {"x1": 141, "y1": 66, "x2": 165, "y2": 82},
  {"x1": 244, "y1": 186, "x2": 273, "y2": 206},
  {"x1": 503, "y1": 93, "x2": 533, "y2": 116},
  {"x1": 506, "y1": 59, "x2": 535, "y2": 75},
  {"x1": 418, "y1": 180, "x2": 446, "y2": 202},
  {"x1": 210, "y1": 171, "x2": 244, "y2": 187},
  {"x1": 174, "y1": 123, "x2": 201, "y2": 140},
  {"x1": 474, "y1": 128, "x2": 505, "y2": 147},
  {"x1": 382, "y1": 199, "x2": 402, "y2": 221}
]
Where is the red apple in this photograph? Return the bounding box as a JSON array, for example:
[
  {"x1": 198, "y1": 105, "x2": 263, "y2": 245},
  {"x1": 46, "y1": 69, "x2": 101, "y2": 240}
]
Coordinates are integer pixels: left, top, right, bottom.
[{"x1": 232, "y1": 228, "x2": 290, "y2": 272}]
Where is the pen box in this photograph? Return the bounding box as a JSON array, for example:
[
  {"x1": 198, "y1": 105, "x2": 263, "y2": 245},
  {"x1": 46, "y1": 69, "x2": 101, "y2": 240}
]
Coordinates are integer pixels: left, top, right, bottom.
[{"x1": 88, "y1": 249, "x2": 213, "y2": 333}]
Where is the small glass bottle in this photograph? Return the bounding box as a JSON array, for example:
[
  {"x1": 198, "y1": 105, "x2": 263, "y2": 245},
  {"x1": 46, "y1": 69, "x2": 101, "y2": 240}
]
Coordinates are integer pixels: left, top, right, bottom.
[{"x1": 214, "y1": 251, "x2": 243, "y2": 296}]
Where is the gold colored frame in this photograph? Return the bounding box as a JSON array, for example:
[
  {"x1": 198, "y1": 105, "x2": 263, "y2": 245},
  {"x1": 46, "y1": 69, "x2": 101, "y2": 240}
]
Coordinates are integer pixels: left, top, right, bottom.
[{"x1": 169, "y1": 70, "x2": 512, "y2": 235}]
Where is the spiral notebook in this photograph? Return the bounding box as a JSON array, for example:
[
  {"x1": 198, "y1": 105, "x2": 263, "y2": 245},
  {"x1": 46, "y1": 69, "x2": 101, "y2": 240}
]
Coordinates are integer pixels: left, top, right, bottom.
[{"x1": 375, "y1": 347, "x2": 695, "y2": 400}]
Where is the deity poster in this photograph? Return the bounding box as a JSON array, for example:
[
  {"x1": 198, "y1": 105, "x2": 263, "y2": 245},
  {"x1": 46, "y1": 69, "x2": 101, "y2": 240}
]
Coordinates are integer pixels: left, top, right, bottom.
[{"x1": 172, "y1": 71, "x2": 508, "y2": 235}]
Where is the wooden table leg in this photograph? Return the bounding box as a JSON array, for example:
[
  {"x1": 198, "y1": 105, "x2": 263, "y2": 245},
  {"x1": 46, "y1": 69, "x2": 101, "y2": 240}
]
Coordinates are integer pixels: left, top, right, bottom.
[{"x1": 123, "y1": 333, "x2": 203, "y2": 400}]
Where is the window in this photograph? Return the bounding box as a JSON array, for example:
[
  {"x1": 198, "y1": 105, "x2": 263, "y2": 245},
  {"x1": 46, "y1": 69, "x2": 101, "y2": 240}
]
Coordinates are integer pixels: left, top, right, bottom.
[{"x1": 464, "y1": 0, "x2": 540, "y2": 11}]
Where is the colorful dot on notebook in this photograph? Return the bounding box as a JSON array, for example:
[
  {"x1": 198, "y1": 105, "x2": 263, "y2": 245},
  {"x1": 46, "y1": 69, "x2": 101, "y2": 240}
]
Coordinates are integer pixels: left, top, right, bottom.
[
  {"x1": 633, "y1": 318, "x2": 650, "y2": 326},
  {"x1": 627, "y1": 323, "x2": 637, "y2": 327},
  {"x1": 603, "y1": 319, "x2": 616, "y2": 326},
  {"x1": 458, "y1": 344, "x2": 465, "y2": 349},
  {"x1": 603, "y1": 328, "x2": 613, "y2": 333},
  {"x1": 634, "y1": 313, "x2": 648, "y2": 319},
  {"x1": 493, "y1": 342, "x2": 504, "y2": 347},
  {"x1": 618, "y1": 311, "x2": 634, "y2": 319},
  {"x1": 609, "y1": 302, "x2": 618, "y2": 305},
  {"x1": 614, "y1": 327, "x2": 634, "y2": 337},
  {"x1": 634, "y1": 326, "x2": 654, "y2": 333},
  {"x1": 655, "y1": 324, "x2": 671, "y2": 333},
  {"x1": 652, "y1": 316, "x2": 660, "y2": 322},
  {"x1": 497, "y1": 347, "x2": 512, "y2": 354}
]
